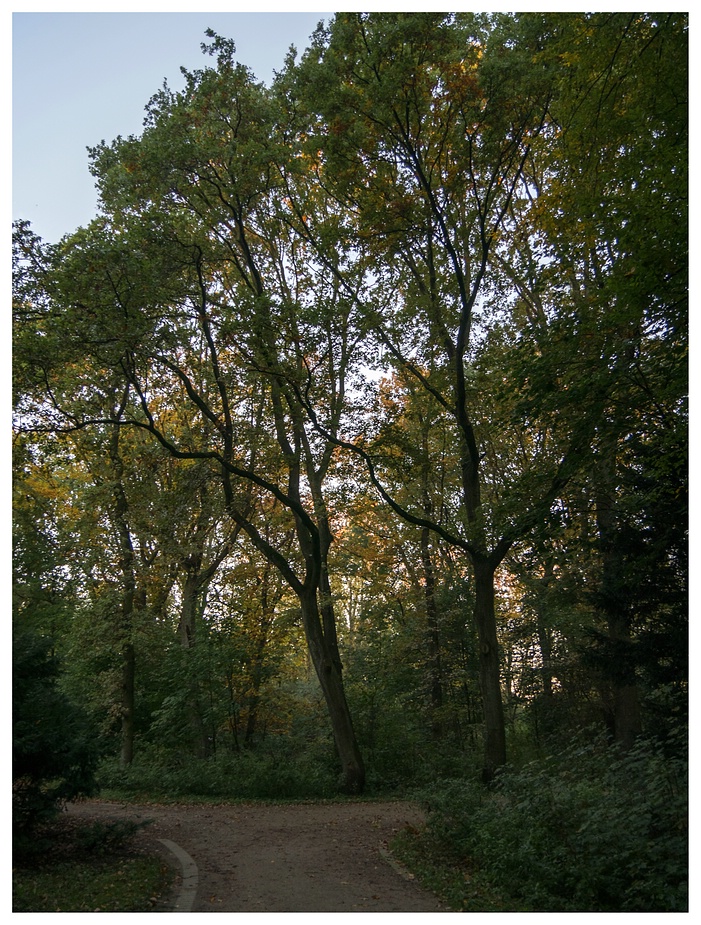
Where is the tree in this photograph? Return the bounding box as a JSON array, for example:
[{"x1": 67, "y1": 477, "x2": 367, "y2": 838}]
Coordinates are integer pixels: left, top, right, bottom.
[
  {"x1": 13, "y1": 628, "x2": 99, "y2": 846},
  {"x1": 290, "y1": 10, "x2": 687, "y2": 775},
  {"x1": 510, "y1": 11, "x2": 688, "y2": 746},
  {"x1": 13, "y1": 14, "x2": 686, "y2": 791},
  {"x1": 18, "y1": 35, "x2": 369, "y2": 791},
  {"x1": 290, "y1": 12, "x2": 584, "y2": 778}
]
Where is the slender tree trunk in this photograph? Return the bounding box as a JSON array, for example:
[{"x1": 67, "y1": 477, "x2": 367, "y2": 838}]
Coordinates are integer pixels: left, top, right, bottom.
[
  {"x1": 244, "y1": 691, "x2": 260, "y2": 746},
  {"x1": 595, "y1": 448, "x2": 642, "y2": 748},
  {"x1": 456, "y1": 374, "x2": 508, "y2": 778},
  {"x1": 472, "y1": 555, "x2": 507, "y2": 782},
  {"x1": 119, "y1": 642, "x2": 136, "y2": 767},
  {"x1": 178, "y1": 566, "x2": 200, "y2": 648},
  {"x1": 177, "y1": 557, "x2": 212, "y2": 758},
  {"x1": 608, "y1": 619, "x2": 642, "y2": 750},
  {"x1": 421, "y1": 526, "x2": 444, "y2": 739},
  {"x1": 537, "y1": 614, "x2": 554, "y2": 703},
  {"x1": 108, "y1": 423, "x2": 137, "y2": 769},
  {"x1": 222, "y1": 466, "x2": 365, "y2": 791},
  {"x1": 534, "y1": 561, "x2": 556, "y2": 740},
  {"x1": 536, "y1": 561, "x2": 555, "y2": 706},
  {"x1": 417, "y1": 418, "x2": 444, "y2": 737},
  {"x1": 300, "y1": 586, "x2": 365, "y2": 794},
  {"x1": 244, "y1": 620, "x2": 271, "y2": 746},
  {"x1": 308, "y1": 481, "x2": 366, "y2": 793}
]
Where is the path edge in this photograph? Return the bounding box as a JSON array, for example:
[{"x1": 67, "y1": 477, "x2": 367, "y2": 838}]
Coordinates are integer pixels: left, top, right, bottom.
[{"x1": 158, "y1": 838, "x2": 199, "y2": 912}]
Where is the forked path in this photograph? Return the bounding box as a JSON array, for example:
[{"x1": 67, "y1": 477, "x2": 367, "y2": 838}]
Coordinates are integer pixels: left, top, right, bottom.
[{"x1": 68, "y1": 799, "x2": 447, "y2": 913}]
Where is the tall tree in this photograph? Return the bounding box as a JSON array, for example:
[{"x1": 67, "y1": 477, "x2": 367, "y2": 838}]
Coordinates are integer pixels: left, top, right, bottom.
[
  {"x1": 291, "y1": 10, "x2": 686, "y2": 773},
  {"x1": 22, "y1": 36, "x2": 370, "y2": 791},
  {"x1": 13, "y1": 13, "x2": 686, "y2": 786},
  {"x1": 511, "y1": 11, "x2": 688, "y2": 746},
  {"x1": 292, "y1": 12, "x2": 572, "y2": 778}
]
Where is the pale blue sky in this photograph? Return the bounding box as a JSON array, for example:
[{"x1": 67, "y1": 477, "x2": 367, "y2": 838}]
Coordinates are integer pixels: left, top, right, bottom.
[{"x1": 13, "y1": 10, "x2": 333, "y2": 244}]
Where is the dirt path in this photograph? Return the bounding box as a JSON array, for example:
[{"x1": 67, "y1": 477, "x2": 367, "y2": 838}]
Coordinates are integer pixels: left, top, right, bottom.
[{"x1": 67, "y1": 799, "x2": 447, "y2": 913}]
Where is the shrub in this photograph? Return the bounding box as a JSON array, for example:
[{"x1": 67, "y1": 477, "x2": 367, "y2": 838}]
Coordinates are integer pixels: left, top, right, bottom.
[
  {"x1": 98, "y1": 744, "x2": 338, "y2": 801},
  {"x1": 13, "y1": 629, "x2": 100, "y2": 849},
  {"x1": 419, "y1": 731, "x2": 687, "y2": 912},
  {"x1": 73, "y1": 819, "x2": 148, "y2": 856}
]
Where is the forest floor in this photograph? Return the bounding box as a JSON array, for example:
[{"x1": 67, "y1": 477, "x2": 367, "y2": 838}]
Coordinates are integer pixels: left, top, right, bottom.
[{"x1": 67, "y1": 798, "x2": 447, "y2": 913}]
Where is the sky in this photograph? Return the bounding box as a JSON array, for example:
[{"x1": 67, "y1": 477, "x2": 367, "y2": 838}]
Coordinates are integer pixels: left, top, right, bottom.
[
  {"x1": 12, "y1": 3, "x2": 677, "y2": 245},
  {"x1": 12, "y1": 8, "x2": 334, "y2": 244}
]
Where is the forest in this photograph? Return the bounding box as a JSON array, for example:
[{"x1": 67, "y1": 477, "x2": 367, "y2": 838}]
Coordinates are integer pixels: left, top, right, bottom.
[{"x1": 13, "y1": 12, "x2": 687, "y2": 912}]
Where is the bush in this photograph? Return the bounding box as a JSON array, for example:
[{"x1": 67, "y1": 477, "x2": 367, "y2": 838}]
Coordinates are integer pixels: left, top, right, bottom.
[
  {"x1": 98, "y1": 743, "x2": 338, "y2": 801},
  {"x1": 12, "y1": 814, "x2": 168, "y2": 912},
  {"x1": 418, "y1": 732, "x2": 687, "y2": 912},
  {"x1": 73, "y1": 819, "x2": 148, "y2": 856},
  {"x1": 13, "y1": 629, "x2": 100, "y2": 849}
]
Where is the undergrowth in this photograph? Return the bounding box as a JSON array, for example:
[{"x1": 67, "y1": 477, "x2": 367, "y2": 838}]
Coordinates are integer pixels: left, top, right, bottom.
[
  {"x1": 97, "y1": 745, "x2": 340, "y2": 801},
  {"x1": 398, "y1": 731, "x2": 687, "y2": 912},
  {"x1": 12, "y1": 815, "x2": 172, "y2": 913}
]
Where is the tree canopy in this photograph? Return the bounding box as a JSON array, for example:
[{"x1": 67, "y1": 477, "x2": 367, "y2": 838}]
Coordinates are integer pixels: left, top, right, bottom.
[{"x1": 13, "y1": 13, "x2": 687, "y2": 794}]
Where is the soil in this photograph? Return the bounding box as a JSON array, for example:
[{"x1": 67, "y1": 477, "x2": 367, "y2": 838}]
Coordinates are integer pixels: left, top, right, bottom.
[{"x1": 67, "y1": 799, "x2": 448, "y2": 913}]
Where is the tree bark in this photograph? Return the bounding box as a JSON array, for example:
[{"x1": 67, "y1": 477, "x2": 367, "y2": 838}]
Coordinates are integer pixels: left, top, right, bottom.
[
  {"x1": 119, "y1": 641, "x2": 136, "y2": 767},
  {"x1": 108, "y1": 421, "x2": 137, "y2": 769},
  {"x1": 178, "y1": 562, "x2": 201, "y2": 648},
  {"x1": 304, "y1": 469, "x2": 366, "y2": 792},
  {"x1": 536, "y1": 560, "x2": 555, "y2": 706},
  {"x1": 177, "y1": 556, "x2": 213, "y2": 757},
  {"x1": 300, "y1": 587, "x2": 365, "y2": 794},
  {"x1": 472, "y1": 555, "x2": 507, "y2": 782},
  {"x1": 421, "y1": 525, "x2": 444, "y2": 739}
]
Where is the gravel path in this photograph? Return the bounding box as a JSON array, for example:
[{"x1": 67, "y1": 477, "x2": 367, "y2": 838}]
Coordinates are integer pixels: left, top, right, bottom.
[{"x1": 67, "y1": 799, "x2": 447, "y2": 913}]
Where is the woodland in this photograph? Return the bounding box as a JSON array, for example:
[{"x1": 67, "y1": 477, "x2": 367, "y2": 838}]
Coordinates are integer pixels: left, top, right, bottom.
[{"x1": 13, "y1": 13, "x2": 687, "y2": 912}]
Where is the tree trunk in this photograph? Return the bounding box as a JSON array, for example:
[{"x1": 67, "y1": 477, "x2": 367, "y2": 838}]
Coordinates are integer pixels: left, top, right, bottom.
[
  {"x1": 223, "y1": 473, "x2": 365, "y2": 791},
  {"x1": 606, "y1": 612, "x2": 643, "y2": 750},
  {"x1": 472, "y1": 556, "x2": 507, "y2": 782},
  {"x1": 244, "y1": 625, "x2": 270, "y2": 747},
  {"x1": 421, "y1": 525, "x2": 444, "y2": 739},
  {"x1": 119, "y1": 640, "x2": 135, "y2": 767},
  {"x1": 537, "y1": 615, "x2": 554, "y2": 703},
  {"x1": 300, "y1": 587, "x2": 365, "y2": 794},
  {"x1": 536, "y1": 559, "x2": 555, "y2": 706},
  {"x1": 595, "y1": 449, "x2": 642, "y2": 748},
  {"x1": 178, "y1": 559, "x2": 212, "y2": 758},
  {"x1": 308, "y1": 485, "x2": 366, "y2": 793},
  {"x1": 109, "y1": 422, "x2": 137, "y2": 769},
  {"x1": 178, "y1": 567, "x2": 200, "y2": 648}
]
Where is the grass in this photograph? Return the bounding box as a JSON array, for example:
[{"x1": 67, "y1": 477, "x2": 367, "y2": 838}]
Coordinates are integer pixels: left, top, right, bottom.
[
  {"x1": 390, "y1": 825, "x2": 522, "y2": 912},
  {"x1": 12, "y1": 815, "x2": 175, "y2": 913}
]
